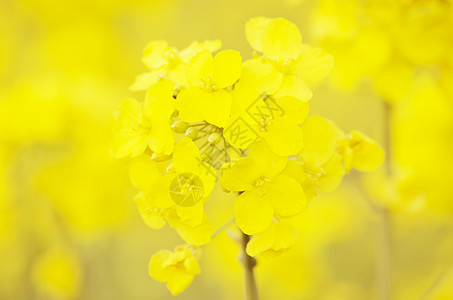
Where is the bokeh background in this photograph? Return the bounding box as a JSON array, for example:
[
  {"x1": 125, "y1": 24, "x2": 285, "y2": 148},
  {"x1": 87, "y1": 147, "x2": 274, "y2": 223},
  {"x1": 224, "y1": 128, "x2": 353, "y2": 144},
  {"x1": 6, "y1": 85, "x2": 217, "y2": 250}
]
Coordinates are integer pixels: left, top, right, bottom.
[{"x1": 1, "y1": 0, "x2": 453, "y2": 299}]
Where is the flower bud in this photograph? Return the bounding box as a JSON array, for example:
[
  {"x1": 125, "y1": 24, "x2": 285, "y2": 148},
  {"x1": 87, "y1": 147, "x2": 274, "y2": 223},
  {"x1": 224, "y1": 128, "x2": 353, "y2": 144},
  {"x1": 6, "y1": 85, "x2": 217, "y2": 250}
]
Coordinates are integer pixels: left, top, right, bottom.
[
  {"x1": 185, "y1": 127, "x2": 198, "y2": 139},
  {"x1": 208, "y1": 132, "x2": 221, "y2": 145},
  {"x1": 171, "y1": 120, "x2": 189, "y2": 133}
]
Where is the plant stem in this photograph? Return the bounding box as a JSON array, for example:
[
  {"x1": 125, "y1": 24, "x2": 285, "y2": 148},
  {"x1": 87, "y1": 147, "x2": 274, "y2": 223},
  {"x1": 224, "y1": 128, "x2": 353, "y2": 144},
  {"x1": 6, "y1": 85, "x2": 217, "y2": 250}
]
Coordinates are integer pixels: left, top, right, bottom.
[
  {"x1": 377, "y1": 206, "x2": 392, "y2": 300},
  {"x1": 241, "y1": 233, "x2": 258, "y2": 300},
  {"x1": 378, "y1": 100, "x2": 393, "y2": 300},
  {"x1": 383, "y1": 101, "x2": 392, "y2": 176}
]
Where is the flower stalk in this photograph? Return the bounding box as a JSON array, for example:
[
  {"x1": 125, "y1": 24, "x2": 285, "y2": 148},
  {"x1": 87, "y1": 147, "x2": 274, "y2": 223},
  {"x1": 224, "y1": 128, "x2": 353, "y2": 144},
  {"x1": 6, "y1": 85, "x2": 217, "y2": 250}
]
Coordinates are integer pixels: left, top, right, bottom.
[{"x1": 241, "y1": 233, "x2": 258, "y2": 300}]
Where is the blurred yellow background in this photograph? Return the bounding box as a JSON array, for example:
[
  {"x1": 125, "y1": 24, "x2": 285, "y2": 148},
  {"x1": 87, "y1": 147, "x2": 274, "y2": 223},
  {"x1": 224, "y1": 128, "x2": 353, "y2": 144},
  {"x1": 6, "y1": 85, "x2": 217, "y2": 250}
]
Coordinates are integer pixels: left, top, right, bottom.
[{"x1": 1, "y1": 0, "x2": 453, "y2": 299}]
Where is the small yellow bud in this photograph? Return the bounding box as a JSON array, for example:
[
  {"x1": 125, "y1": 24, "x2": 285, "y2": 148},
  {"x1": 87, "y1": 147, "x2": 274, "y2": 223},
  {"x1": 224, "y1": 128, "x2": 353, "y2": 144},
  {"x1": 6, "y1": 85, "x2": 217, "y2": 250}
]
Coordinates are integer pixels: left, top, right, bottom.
[
  {"x1": 185, "y1": 127, "x2": 198, "y2": 139},
  {"x1": 171, "y1": 120, "x2": 189, "y2": 133},
  {"x1": 208, "y1": 132, "x2": 221, "y2": 145}
]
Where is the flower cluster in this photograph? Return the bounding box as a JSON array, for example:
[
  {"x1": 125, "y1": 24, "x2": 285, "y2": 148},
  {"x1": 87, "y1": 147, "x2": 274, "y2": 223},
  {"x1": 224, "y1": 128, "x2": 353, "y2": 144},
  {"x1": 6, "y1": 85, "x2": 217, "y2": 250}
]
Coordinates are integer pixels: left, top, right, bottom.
[
  {"x1": 111, "y1": 17, "x2": 383, "y2": 295},
  {"x1": 312, "y1": 0, "x2": 453, "y2": 102}
]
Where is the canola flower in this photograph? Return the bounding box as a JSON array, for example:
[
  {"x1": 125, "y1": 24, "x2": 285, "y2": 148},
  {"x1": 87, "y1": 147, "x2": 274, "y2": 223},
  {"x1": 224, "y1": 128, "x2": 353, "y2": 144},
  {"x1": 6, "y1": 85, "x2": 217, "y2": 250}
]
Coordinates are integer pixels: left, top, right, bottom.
[
  {"x1": 311, "y1": 0, "x2": 453, "y2": 221},
  {"x1": 311, "y1": 0, "x2": 453, "y2": 102},
  {"x1": 311, "y1": 2, "x2": 453, "y2": 299},
  {"x1": 112, "y1": 17, "x2": 383, "y2": 296}
]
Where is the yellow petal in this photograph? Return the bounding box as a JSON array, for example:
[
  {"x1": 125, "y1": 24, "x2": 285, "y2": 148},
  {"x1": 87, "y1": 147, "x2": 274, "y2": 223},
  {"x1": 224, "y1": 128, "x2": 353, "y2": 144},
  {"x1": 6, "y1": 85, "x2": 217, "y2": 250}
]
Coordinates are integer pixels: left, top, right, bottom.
[
  {"x1": 263, "y1": 121, "x2": 304, "y2": 156},
  {"x1": 239, "y1": 58, "x2": 283, "y2": 95},
  {"x1": 213, "y1": 50, "x2": 242, "y2": 89},
  {"x1": 111, "y1": 129, "x2": 146, "y2": 159},
  {"x1": 147, "y1": 120, "x2": 174, "y2": 155},
  {"x1": 130, "y1": 70, "x2": 163, "y2": 91},
  {"x1": 266, "y1": 174, "x2": 306, "y2": 217},
  {"x1": 234, "y1": 189, "x2": 273, "y2": 235},
  {"x1": 220, "y1": 157, "x2": 260, "y2": 191},
  {"x1": 276, "y1": 96, "x2": 309, "y2": 124},
  {"x1": 173, "y1": 138, "x2": 200, "y2": 174},
  {"x1": 166, "y1": 269, "x2": 194, "y2": 296},
  {"x1": 293, "y1": 45, "x2": 334, "y2": 82},
  {"x1": 176, "y1": 204, "x2": 204, "y2": 227},
  {"x1": 318, "y1": 153, "x2": 345, "y2": 192},
  {"x1": 184, "y1": 257, "x2": 201, "y2": 275},
  {"x1": 273, "y1": 74, "x2": 313, "y2": 101},
  {"x1": 149, "y1": 250, "x2": 173, "y2": 282},
  {"x1": 272, "y1": 223, "x2": 297, "y2": 251},
  {"x1": 176, "y1": 87, "x2": 206, "y2": 123},
  {"x1": 146, "y1": 174, "x2": 174, "y2": 208},
  {"x1": 187, "y1": 49, "x2": 214, "y2": 86},
  {"x1": 246, "y1": 222, "x2": 276, "y2": 257},
  {"x1": 281, "y1": 159, "x2": 306, "y2": 185},
  {"x1": 167, "y1": 210, "x2": 213, "y2": 246},
  {"x1": 129, "y1": 155, "x2": 160, "y2": 191},
  {"x1": 118, "y1": 98, "x2": 141, "y2": 125},
  {"x1": 134, "y1": 192, "x2": 166, "y2": 229},
  {"x1": 249, "y1": 140, "x2": 287, "y2": 180},
  {"x1": 144, "y1": 80, "x2": 176, "y2": 117},
  {"x1": 302, "y1": 115, "x2": 343, "y2": 168},
  {"x1": 203, "y1": 90, "x2": 232, "y2": 128},
  {"x1": 197, "y1": 166, "x2": 217, "y2": 199},
  {"x1": 245, "y1": 17, "x2": 272, "y2": 52},
  {"x1": 179, "y1": 39, "x2": 222, "y2": 63},
  {"x1": 261, "y1": 18, "x2": 302, "y2": 62},
  {"x1": 347, "y1": 131, "x2": 385, "y2": 172},
  {"x1": 142, "y1": 40, "x2": 170, "y2": 69}
]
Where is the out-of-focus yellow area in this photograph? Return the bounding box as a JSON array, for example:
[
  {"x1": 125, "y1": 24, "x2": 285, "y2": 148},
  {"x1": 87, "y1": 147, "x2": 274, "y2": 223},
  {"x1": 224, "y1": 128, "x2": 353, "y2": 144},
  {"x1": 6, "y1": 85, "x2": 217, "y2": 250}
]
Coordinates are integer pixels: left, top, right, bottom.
[{"x1": 1, "y1": 0, "x2": 452, "y2": 299}]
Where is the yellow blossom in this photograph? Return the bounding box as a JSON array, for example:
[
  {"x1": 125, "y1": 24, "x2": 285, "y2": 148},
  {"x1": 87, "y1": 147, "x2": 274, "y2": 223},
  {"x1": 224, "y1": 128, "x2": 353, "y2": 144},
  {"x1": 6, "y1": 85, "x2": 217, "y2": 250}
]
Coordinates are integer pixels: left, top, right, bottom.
[
  {"x1": 337, "y1": 130, "x2": 385, "y2": 172},
  {"x1": 221, "y1": 140, "x2": 306, "y2": 235},
  {"x1": 295, "y1": 115, "x2": 345, "y2": 199},
  {"x1": 176, "y1": 49, "x2": 242, "y2": 127},
  {"x1": 128, "y1": 138, "x2": 216, "y2": 245},
  {"x1": 149, "y1": 245, "x2": 201, "y2": 296},
  {"x1": 246, "y1": 222, "x2": 298, "y2": 258},
  {"x1": 132, "y1": 40, "x2": 222, "y2": 91},
  {"x1": 31, "y1": 246, "x2": 81, "y2": 300},
  {"x1": 111, "y1": 80, "x2": 176, "y2": 158},
  {"x1": 245, "y1": 17, "x2": 334, "y2": 101},
  {"x1": 226, "y1": 95, "x2": 309, "y2": 156}
]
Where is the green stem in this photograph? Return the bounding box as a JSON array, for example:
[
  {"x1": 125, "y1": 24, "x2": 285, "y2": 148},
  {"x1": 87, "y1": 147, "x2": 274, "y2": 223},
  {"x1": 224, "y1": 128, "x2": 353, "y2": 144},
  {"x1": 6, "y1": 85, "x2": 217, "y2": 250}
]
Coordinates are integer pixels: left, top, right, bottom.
[
  {"x1": 241, "y1": 233, "x2": 258, "y2": 300},
  {"x1": 378, "y1": 100, "x2": 393, "y2": 300}
]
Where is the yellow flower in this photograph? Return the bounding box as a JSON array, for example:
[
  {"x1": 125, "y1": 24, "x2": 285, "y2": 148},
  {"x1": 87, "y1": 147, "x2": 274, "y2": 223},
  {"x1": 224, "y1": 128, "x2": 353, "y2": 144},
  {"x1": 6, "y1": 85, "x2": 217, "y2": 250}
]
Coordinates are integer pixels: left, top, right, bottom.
[
  {"x1": 246, "y1": 222, "x2": 297, "y2": 258},
  {"x1": 337, "y1": 130, "x2": 385, "y2": 172},
  {"x1": 245, "y1": 17, "x2": 334, "y2": 101},
  {"x1": 111, "y1": 80, "x2": 176, "y2": 158},
  {"x1": 128, "y1": 138, "x2": 216, "y2": 245},
  {"x1": 296, "y1": 115, "x2": 346, "y2": 199},
  {"x1": 176, "y1": 49, "x2": 242, "y2": 127},
  {"x1": 221, "y1": 140, "x2": 306, "y2": 235},
  {"x1": 131, "y1": 40, "x2": 221, "y2": 91},
  {"x1": 149, "y1": 245, "x2": 201, "y2": 296},
  {"x1": 226, "y1": 95, "x2": 309, "y2": 156},
  {"x1": 31, "y1": 246, "x2": 81, "y2": 300},
  {"x1": 134, "y1": 192, "x2": 166, "y2": 229}
]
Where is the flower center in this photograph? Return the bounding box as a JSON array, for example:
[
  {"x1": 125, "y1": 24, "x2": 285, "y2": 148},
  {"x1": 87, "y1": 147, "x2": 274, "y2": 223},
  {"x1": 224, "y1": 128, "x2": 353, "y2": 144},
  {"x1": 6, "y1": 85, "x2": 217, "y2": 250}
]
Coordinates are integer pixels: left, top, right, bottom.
[
  {"x1": 199, "y1": 75, "x2": 217, "y2": 91},
  {"x1": 132, "y1": 117, "x2": 152, "y2": 133},
  {"x1": 255, "y1": 177, "x2": 270, "y2": 196},
  {"x1": 259, "y1": 115, "x2": 273, "y2": 132}
]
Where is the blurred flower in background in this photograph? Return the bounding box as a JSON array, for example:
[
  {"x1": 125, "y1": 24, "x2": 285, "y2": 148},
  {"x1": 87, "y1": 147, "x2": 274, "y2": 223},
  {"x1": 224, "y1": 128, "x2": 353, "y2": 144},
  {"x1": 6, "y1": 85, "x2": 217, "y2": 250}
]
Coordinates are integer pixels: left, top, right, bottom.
[{"x1": 1, "y1": 0, "x2": 453, "y2": 300}]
